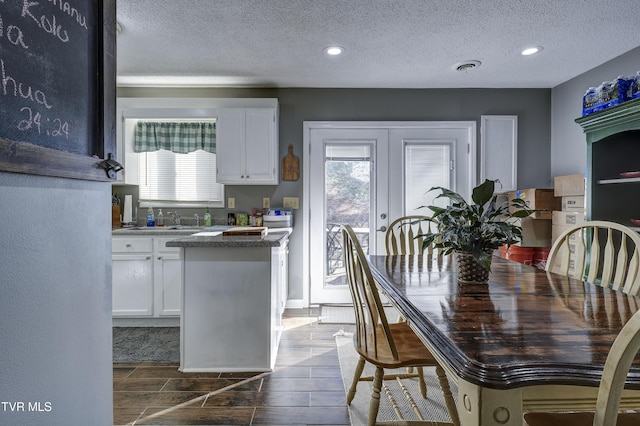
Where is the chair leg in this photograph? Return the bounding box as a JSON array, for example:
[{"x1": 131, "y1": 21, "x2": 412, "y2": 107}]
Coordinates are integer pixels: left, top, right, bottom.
[
  {"x1": 369, "y1": 367, "x2": 384, "y2": 426},
  {"x1": 435, "y1": 365, "x2": 460, "y2": 426},
  {"x1": 347, "y1": 356, "x2": 366, "y2": 404},
  {"x1": 416, "y1": 366, "x2": 427, "y2": 398}
]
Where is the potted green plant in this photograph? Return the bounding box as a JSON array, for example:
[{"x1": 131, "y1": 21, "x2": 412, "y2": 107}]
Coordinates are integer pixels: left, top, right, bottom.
[{"x1": 419, "y1": 179, "x2": 534, "y2": 284}]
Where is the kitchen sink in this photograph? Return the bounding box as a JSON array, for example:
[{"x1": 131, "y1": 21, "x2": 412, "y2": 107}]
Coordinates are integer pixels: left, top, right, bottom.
[
  {"x1": 123, "y1": 226, "x2": 205, "y2": 231},
  {"x1": 167, "y1": 226, "x2": 205, "y2": 230}
]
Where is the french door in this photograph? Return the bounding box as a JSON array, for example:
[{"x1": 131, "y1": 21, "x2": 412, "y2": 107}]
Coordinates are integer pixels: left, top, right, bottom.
[{"x1": 304, "y1": 122, "x2": 475, "y2": 305}]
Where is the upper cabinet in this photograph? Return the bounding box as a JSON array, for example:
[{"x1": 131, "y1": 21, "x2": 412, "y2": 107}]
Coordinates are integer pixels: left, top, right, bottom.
[
  {"x1": 115, "y1": 98, "x2": 279, "y2": 186},
  {"x1": 216, "y1": 107, "x2": 279, "y2": 185},
  {"x1": 576, "y1": 98, "x2": 640, "y2": 225}
]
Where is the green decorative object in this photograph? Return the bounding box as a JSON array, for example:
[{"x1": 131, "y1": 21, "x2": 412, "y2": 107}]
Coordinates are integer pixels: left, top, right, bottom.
[{"x1": 419, "y1": 179, "x2": 535, "y2": 280}]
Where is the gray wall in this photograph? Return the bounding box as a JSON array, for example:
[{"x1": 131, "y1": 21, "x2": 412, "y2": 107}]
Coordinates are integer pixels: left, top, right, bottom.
[
  {"x1": 0, "y1": 172, "x2": 113, "y2": 425},
  {"x1": 551, "y1": 46, "x2": 640, "y2": 176},
  {"x1": 118, "y1": 87, "x2": 551, "y2": 302}
]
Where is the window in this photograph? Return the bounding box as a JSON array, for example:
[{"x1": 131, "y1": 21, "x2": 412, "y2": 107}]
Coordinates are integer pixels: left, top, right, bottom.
[
  {"x1": 132, "y1": 120, "x2": 224, "y2": 208},
  {"x1": 404, "y1": 143, "x2": 452, "y2": 214}
]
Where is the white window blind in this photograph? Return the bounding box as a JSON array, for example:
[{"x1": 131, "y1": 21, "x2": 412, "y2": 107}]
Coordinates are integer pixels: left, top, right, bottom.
[
  {"x1": 138, "y1": 149, "x2": 223, "y2": 205},
  {"x1": 405, "y1": 143, "x2": 452, "y2": 215}
]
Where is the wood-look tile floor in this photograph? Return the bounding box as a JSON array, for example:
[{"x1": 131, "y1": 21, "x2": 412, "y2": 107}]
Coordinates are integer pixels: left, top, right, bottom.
[{"x1": 113, "y1": 309, "x2": 354, "y2": 425}]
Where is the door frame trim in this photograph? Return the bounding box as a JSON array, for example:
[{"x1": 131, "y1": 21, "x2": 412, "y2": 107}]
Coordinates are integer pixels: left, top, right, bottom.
[{"x1": 302, "y1": 121, "x2": 477, "y2": 307}]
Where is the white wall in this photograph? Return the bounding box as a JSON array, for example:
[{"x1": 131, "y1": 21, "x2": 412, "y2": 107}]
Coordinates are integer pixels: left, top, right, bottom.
[
  {"x1": 551, "y1": 46, "x2": 640, "y2": 177},
  {"x1": 0, "y1": 172, "x2": 113, "y2": 425}
]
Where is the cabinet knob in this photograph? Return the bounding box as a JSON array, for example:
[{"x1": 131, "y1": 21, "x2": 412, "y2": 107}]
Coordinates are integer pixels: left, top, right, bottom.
[
  {"x1": 125, "y1": 243, "x2": 132, "y2": 248},
  {"x1": 146, "y1": 256, "x2": 151, "y2": 260},
  {"x1": 158, "y1": 256, "x2": 162, "y2": 260}
]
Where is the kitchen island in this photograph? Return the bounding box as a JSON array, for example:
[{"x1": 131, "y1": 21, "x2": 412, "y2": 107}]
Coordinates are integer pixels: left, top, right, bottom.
[{"x1": 166, "y1": 230, "x2": 289, "y2": 372}]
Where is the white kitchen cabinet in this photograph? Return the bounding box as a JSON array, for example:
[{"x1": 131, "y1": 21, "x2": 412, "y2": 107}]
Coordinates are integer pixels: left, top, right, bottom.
[
  {"x1": 154, "y1": 237, "x2": 182, "y2": 316},
  {"x1": 112, "y1": 236, "x2": 182, "y2": 318},
  {"x1": 112, "y1": 237, "x2": 154, "y2": 316},
  {"x1": 216, "y1": 107, "x2": 279, "y2": 184}
]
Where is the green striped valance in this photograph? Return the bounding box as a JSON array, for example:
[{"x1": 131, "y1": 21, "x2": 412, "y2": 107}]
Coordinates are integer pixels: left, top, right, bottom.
[{"x1": 134, "y1": 122, "x2": 216, "y2": 154}]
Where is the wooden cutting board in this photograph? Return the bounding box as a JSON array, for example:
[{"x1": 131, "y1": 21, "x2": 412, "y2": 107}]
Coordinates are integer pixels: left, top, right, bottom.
[
  {"x1": 112, "y1": 205, "x2": 121, "y2": 227},
  {"x1": 222, "y1": 227, "x2": 268, "y2": 237}
]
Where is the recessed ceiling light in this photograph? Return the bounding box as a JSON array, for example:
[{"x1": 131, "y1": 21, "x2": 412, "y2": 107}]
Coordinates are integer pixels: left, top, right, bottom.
[
  {"x1": 521, "y1": 46, "x2": 543, "y2": 56},
  {"x1": 324, "y1": 46, "x2": 345, "y2": 56}
]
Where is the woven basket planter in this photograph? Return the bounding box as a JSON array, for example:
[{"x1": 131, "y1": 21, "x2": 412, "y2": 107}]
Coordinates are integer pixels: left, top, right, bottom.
[{"x1": 456, "y1": 252, "x2": 490, "y2": 284}]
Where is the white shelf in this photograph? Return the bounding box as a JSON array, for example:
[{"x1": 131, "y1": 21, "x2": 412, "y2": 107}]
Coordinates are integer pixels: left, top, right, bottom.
[{"x1": 598, "y1": 177, "x2": 640, "y2": 184}]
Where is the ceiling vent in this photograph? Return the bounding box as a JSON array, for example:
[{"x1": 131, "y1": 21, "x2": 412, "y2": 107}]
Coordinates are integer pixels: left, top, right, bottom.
[{"x1": 453, "y1": 60, "x2": 481, "y2": 73}]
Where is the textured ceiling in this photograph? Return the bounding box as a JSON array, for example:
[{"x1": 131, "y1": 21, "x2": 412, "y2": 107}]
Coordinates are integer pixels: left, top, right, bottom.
[{"x1": 116, "y1": 0, "x2": 640, "y2": 88}]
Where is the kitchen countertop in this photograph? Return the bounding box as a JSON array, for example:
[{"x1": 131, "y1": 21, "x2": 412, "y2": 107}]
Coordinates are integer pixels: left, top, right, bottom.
[
  {"x1": 166, "y1": 230, "x2": 289, "y2": 248},
  {"x1": 112, "y1": 227, "x2": 211, "y2": 236}
]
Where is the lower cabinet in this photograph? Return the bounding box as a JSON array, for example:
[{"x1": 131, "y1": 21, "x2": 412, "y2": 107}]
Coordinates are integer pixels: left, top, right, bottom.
[
  {"x1": 112, "y1": 252, "x2": 154, "y2": 316},
  {"x1": 154, "y1": 237, "x2": 182, "y2": 316},
  {"x1": 180, "y1": 236, "x2": 289, "y2": 372},
  {"x1": 112, "y1": 236, "x2": 182, "y2": 318}
]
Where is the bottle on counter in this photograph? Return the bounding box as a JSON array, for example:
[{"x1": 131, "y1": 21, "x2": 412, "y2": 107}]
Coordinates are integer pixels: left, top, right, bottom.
[
  {"x1": 146, "y1": 207, "x2": 155, "y2": 227},
  {"x1": 157, "y1": 209, "x2": 164, "y2": 226},
  {"x1": 204, "y1": 207, "x2": 212, "y2": 226}
]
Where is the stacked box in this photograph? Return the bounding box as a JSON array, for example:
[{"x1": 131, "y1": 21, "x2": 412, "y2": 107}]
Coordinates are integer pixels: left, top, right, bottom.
[
  {"x1": 552, "y1": 211, "x2": 586, "y2": 243},
  {"x1": 562, "y1": 196, "x2": 585, "y2": 212},
  {"x1": 547, "y1": 228, "x2": 585, "y2": 274},
  {"x1": 554, "y1": 174, "x2": 585, "y2": 197},
  {"x1": 554, "y1": 174, "x2": 586, "y2": 215},
  {"x1": 513, "y1": 217, "x2": 552, "y2": 247},
  {"x1": 508, "y1": 188, "x2": 561, "y2": 220}
]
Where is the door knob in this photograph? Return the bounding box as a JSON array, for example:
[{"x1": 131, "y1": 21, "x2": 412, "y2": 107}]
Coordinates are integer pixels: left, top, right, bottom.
[{"x1": 376, "y1": 226, "x2": 387, "y2": 232}]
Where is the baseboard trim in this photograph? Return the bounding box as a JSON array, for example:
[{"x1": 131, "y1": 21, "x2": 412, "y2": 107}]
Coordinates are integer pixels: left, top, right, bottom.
[
  {"x1": 285, "y1": 299, "x2": 305, "y2": 309},
  {"x1": 112, "y1": 317, "x2": 180, "y2": 327}
]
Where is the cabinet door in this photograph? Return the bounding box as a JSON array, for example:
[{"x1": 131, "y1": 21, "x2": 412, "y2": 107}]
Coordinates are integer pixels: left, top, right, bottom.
[
  {"x1": 112, "y1": 254, "x2": 154, "y2": 316},
  {"x1": 155, "y1": 238, "x2": 182, "y2": 317},
  {"x1": 244, "y1": 108, "x2": 278, "y2": 184},
  {"x1": 217, "y1": 107, "x2": 278, "y2": 185},
  {"x1": 155, "y1": 253, "x2": 182, "y2": 316},
  {"x1": 216, "y1": 108, "x2": 246, "y2": 183}
]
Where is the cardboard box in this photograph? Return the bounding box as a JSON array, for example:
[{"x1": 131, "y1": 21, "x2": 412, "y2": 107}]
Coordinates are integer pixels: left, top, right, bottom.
[
  {"x1": 562, "y1": 195, "x2": 585, "y2": 212},
  {"x1": 554, "y1": 174, "x2": 585, "y2": 197},
  {"x1": 552, "y1": 211, "x2": 586, "y2": 227},
  {"x1": 515, "y1": 217, "x2": 552, "y2": 247},
  {"x1": 552, "y1": 224, "x2": 583, "y2": 244},
  {"x1": 508, "y1": 188, "x2": 561, "y2": 220},
  {"x1": 547, "y1": 238, "x2": 585, "y2": 274}
]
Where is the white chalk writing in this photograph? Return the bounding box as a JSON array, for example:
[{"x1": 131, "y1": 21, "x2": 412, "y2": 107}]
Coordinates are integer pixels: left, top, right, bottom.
[
  {"x1": 0, "y1": 13, "x2": 30, "y2": 49},
  {"x1": 1, "y1": 58, "x2": 52, "y2": 109},
  {"x1": 18, "y1": 106, "x2": 70, "y2": 138},
  {"x1": 46, "y1": 0, "x2": 87, "y2": 29},
  {"x1": 22, "y1": 0, "x2": 70, "y2": 42}
]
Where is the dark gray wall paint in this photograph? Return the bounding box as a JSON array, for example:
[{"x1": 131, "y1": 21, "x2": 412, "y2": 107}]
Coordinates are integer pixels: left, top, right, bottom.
[
  {"x1": 117, "y1": 87, "x2": 551, "y2": 301},
  {"x1": 551, "y1": 46, "x2": 640, "y2": 177},
  {"x1": 0, "y1": 172, "x2": 113, "y2": 425}
]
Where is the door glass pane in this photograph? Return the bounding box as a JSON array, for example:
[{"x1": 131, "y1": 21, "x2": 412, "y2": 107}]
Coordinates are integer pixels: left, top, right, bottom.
[
  {"x1": 405, "y1": 144, "x2": 451, "y2": 214},
  {"x1": 325, "y1": 144, "x2": 371, "y2": 287}
]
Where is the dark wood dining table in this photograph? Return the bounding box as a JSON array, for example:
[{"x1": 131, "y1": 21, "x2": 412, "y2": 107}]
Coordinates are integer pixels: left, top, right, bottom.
[{"x1": 367, "y1": 254, "x2": 640, "y2": 426}]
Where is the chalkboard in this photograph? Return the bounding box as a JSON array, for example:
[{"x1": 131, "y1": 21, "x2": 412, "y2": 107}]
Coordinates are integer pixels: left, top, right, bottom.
[{"x1": 0, "y1": 0, "x2": 116, "y2": 181}]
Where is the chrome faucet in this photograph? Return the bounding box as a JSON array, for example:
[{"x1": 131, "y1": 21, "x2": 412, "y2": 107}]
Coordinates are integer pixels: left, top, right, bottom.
[
  {"x1": 168, "y1": 212, "x2": 181, "y2": 227},
  {"x1": 194, "y1": 213, "x2": 200, "y2": 227}
]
